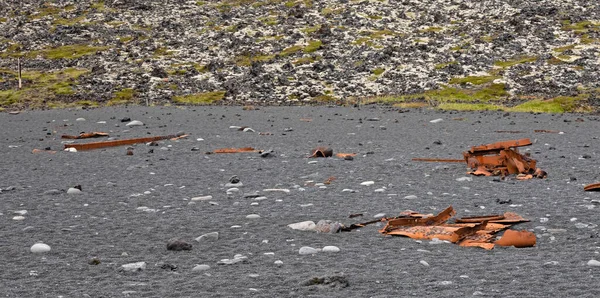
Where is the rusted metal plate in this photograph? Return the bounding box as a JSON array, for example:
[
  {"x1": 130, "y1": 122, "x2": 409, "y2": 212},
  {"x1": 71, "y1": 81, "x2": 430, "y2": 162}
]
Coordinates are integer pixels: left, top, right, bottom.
[
  {"x1": 213, "y1": 147, "x2": 257, "y2": 153},
  {"x1": 378, "y1": 206, "x2": 532, "y2": 249},
  {"x1": 468, "y1": 138, "x2": 532, "y2": 153},
  {"x1": 584, "y1": 182, "x2": 600, "y2": 191},
  {"x1": 61, "y1": 132, "x2": 109, "y2": 139},
  {"x1": 494, "y1": 230, "x2": 536, "y2": 248},
  {"x1": 309, "y1": 147, "x2": 333, "y2": 158},
  {"x1": 64, "y1": 133, "x2": 183, "y2": 151},
  {"x1": 336, "y1": 153, "x2": 357, "y2": 159}
]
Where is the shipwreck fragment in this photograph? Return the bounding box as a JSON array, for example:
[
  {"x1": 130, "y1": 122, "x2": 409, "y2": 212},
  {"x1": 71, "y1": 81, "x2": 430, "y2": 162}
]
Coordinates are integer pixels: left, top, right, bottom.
[
  {"x1": 63, "y1": 133, "x2": 184, "y2": 151},
  {"x1": 309, "y1": 147, "x2": 333, "y2": 158},
  {"x1": 375, "y1": 206, "x2": 533, "y2": 249},
  {"x1": 61, "y1": 132, "x2": 109, "y2": 139},
  {"x1": 584, "y1": 182, "x2": 600, "y2": 191}
]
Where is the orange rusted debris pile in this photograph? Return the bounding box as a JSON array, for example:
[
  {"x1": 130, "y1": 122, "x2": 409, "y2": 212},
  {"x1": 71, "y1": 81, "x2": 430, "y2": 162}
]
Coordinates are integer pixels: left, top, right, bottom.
[
  {"x1": 463, "y1": 138, "x2": 546, "y2": 178},
  {"x1": 378, "y1": 206, "x2": 535, "y2": 250},
  {"x1": 63, "y1": 133, "x2": 185, "y2": 151},
  {"x1": 61, "y1": 132, "x2": 109, "y2": 139},
  {"x1": 584, "y1": 182, "x2": 600, "y2": 191}
]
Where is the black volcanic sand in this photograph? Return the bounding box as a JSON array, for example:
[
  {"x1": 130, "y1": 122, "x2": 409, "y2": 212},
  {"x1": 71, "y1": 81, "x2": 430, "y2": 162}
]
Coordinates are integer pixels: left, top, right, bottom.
[{"x1": 1, "y1": 106, "x2": 600, "y2": 297}]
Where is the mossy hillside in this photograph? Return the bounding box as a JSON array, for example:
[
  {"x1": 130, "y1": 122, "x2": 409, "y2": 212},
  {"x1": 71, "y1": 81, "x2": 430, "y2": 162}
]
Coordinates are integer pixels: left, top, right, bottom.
[
  {"x1": 0, "y1": 68, "x2": 89, "y2": 108},
  {"x1": 173, "y1": 91, "x2": 226, "y2": 105},
  {"x1": 494, "y1": 56, "x2": 538, "y2": 68},
  {"x1": 107, "y1": 88, "x2": 136, "y2": 106}
]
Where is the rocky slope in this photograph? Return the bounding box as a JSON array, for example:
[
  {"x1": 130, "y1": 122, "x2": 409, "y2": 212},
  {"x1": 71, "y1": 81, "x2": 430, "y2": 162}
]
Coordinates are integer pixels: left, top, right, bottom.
[{"x1": 0, "y1": 0, "x2": 599, "y2": 110}]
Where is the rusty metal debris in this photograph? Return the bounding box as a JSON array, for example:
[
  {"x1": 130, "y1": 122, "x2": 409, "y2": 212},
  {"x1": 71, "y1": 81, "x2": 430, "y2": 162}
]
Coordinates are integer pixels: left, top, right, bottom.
[
  {"x1": 584, "y1": 182, "x2": 600, "y2": 191},
  {"x1": 464, "y1": 139, "x2": 546, "y2": 178},
  {"x1": 309, "y1": 147, "x2": 333, "y2": 158},
  {"x1": 335, "y1": 153, "x2": 357, "y2": 159},
  {"x1": 61, "y1": 132, "x2": 109, "y2": 139},
  {"x1": 213, "y1": 147, "x2": 258, "y2": 153},
  {"x1": 494, "y1": 229, "x2": 537, "y2": 248},
  {"x1": 534, "y1": 129, "x2": 561, "y2": 133},
  {"x1": 378, "y1": 206, "x2": 533, "y2": 249},
  {"x1": 32, "y1": 148, "x2": 56, "y2": 154},
  {"x1": 413, "y1": 139, "x2": 546, "y2": 178},
  {"x1": 63, "y1": 133, "x2": 184, "y2": 151}
]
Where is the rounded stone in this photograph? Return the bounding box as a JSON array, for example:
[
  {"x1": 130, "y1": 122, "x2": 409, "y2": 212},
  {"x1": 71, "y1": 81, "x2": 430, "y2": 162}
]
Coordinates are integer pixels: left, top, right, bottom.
[
  {"x1": 322, "y1": 246, "x2": 340, "y2": 253},
  {"x1": 30, "y1": 243, "x2": 51, "y2": 253},
  {"x1": 192, "y1": 264, "x2": 210, "y2": 271}
]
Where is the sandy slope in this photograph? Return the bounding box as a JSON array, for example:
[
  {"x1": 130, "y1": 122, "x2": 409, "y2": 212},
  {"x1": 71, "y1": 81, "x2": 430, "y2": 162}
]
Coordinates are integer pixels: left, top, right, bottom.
[{"x1": 1, "y1": 106, "x2": 600, "y2": 297}]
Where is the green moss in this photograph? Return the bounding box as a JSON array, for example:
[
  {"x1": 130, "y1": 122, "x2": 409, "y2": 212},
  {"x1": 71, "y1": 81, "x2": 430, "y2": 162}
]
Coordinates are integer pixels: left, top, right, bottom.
[
  {"x1": 119, "y1": 36, "x2": 133, "y2": 43},
  {"x1": 352, "y1": 37, "x2": 374, "y2": 47},
  {"x1": 449, "y1": 75, "x2": 500, "y2": 85},
  {"x1": 107, "y1": 21, "x2": 125, "y2": 27},
  {"x1": 53, "y1": 15, "x2": 87, "y2": 26},
  {"x1": 0, "y1": 17, "x2": 8, "y2": 23},
  {"x1": 196, "y1": 1, "x2": 206, "y2": 5},
  {"x1": 36, "y1": 45, "x2": 109, "y2": 59},
  {"x1": 553, "y1": 44, "x2": 576, "y2": 53},
  {"x1": 368, "y1": 15, "x2": 382, "y2": 20},
  {"x1": 304, "y1": 40, "x2": 322, "y2": 53},
  {"x1": 259, "y1": 16, "x2": 278, "y2": 26},
  {"x1": 321, "y1": 7, "x2": 343, "y2": 17},
  {"x1": 494, "y1": 56, "x2": 537, "y2": 68},
  {"x1": 29, "y1": 5, "x2": 61, "y2": 20},
  {"x1": 419, "y1": 26, "x2": 443, "y2": 33},
  {"x1": 562, "y1": 20, "x2": 600, "y2": 33},
  {"x1": 508, "y1": 96, "x2": 586, "y2": 113},
  {"x1": 437, "y1": 103, "x2": 503, "y2": 111},
  {"x1": 293, "y1": 55, "x2": 320, "y2": 65},
  {"x1": 75, "y1": 100, "x2": 99, "y2": 107},
  {"x1": 301, "y1": 25, "x2": 321, "y2": 34},
  {"x1": 91, "y1": 1, "x2": 106, "y2": 11},
  {"x1": 235, "y1": 54, "x2": 276, "y2": 66},
  {"x1": 0, "y1": 68, "x2": 89, "y2": 108},
  {"x1": 285, "y1": 1, "x2": 298, "y2": 7},
  {"x1": 481, "y1": 35, "x2": 494, "y2": 42},
  {"x1": 153, "y1": 47, "x2": 174, "y2": 57},
  {"x1": 107, "y1": 88, "x2": 136, "y2": 106},
  {"x1": 372, "y1": 68, "x2": 385, "y2": 76},
  {"x1": 434, "y1": 61, "x2": 458, "y2": 70},
  {"x1": 314, "y1": 94, "x2": 336, "y2": 102},
  {"x1": 281, "y1": 45, "x2": 303, "y2": 56},
  {"x1": 173, "y1": 91, "x2": 226, "y2": 105}
]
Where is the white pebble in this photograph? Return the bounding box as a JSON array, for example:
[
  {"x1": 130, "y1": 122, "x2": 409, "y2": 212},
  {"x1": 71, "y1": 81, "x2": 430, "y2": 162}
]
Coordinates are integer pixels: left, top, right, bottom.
[
  {"x1": 122, "y1": 262, "x2": 146, "y2": 271},
  {"x1": 540, "y1": 217, "x2": 549, "y2": 223},
  {"x1": 404, "y1": 195, "x2": 418, "y2": 200},
  {"x1": 360, "y1": 181, "x2": 374, "y2": 186},
  {"x1": 76, "y1": 118, "x2": 86, "y2": 121},
  {"x1": 191, "y1": 195, "x2": 213, "y2": 201},
  {"x1": 13, "y1": 216, "x2": 25, "y2": 221},
  {"x1": 288, "y1": 221, "x2": 316, "y2": 231},
  {"x1": 192, "y1": 264, "x2": 210, "y2": 271},
  {"x1": 419, "y1": 260, "x2": 430, "y2": 267},
  {"x1": 342, "y1": 189, "x2": 356, "y2": 193},
  {"x1": 65, "y1": 147, "x2": 77, "y2": 152},
  {"x1": 374, "y1": 188, "x2": 385, "y2": 192},
  {"x1": 67, "y1": 188, "x2": 82, "y2": 195},
  {"x1": 429, "y1": 118, "x2": 443, "y2": 123},
  {"x1": 587, "y1": 260, "x2": 600, "y2": 267},
  {"x1": 125, "y1": 120, "x2": 144, "y2": 127},
  {"x1": 263, "y1": 188, "x2": 290, "y2": 193},
  {"x1": 246, "y1": 214, "x2": 260, "y2": 219},
  {"x1": 30, "y1": 243, "x2": 51, "y2": 253},
  {"x1": 456, "y1": 177, "x2": 472, "y2": 182},
  {"x1": 321, "y1": 246, "x2": 340, "y2": 253},
  {"x1": 299, "y1": 246, "x2": 319, "y2": 255},
  {"x1": 373, "y1": 213, "x2": 386, "y2": 218},
  {"x1": 274, "y1": 260, "x2": 283, "y2": 266}
]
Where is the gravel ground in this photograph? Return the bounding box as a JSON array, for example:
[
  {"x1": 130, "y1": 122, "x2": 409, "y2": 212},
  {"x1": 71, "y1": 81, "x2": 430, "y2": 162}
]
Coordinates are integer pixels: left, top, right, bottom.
[{"x1": 1, "y1": 106, "x2": 600, "y2": 297}]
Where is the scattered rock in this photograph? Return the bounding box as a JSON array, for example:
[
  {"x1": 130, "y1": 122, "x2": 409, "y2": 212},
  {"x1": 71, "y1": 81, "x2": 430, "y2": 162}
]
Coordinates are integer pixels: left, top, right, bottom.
[
  {"x1": 301, "y1": 275, "x2": 349, "y2": 288},
  {"x1": 195, "y1": 232, "x2": 219, "y2": 242},
  {"x1": 125, "y1": 120, "x2": 144, "y2": 127},
  {"x1": 288, "y1": 221, "x2": 316, "y2": 231},
  {"x1": 299, "y1": 246, "x2": 319, "y2": 255},
  {"x1": 67, "y1": 187, "x2": 82, "y2": 195},
  {"x1": 321, "y1": 246, "x2": 340, "y2": 253},
  {"x1": 122, "y1": 262, "x2": 146, "y2": 272},
  {"x1": 30, "y1": 243, "x2": 51, "y2": 253},
  {"x1": 166, "y1": 239, "x2": 192, "y2": 251},
  {"x1": 587, "y1": 259, "x2": 600, "y2": 267},
  {"x1": 192, "y1": 264, "x2": 210, "y2": 272}
]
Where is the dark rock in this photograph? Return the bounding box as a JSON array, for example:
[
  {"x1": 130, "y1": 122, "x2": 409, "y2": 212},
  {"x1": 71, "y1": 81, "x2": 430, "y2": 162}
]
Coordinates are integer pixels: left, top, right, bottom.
[{"x1": 166, "y1": 239, "x2": 192, "y2": 251}]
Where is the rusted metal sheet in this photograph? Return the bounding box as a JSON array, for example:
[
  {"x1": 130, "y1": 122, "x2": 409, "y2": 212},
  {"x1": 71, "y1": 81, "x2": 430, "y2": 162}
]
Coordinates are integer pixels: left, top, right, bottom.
[
  {"x1": 411, "y1": 158, "x2": 465, "y2": 163},
  {"x1": 413, "y1": 139, "x2": 546, "y2": 179},
  {"x1": 61, "y1": 132, "x2": 109, "y2": 139},
  {"x1": 584, "y1": 182, "x2": 600, "y2": 191},
  {"x1": 336, "y1": 153, "x2": 357, "y2": 159},
  {"x1": 376, "y1": 206, "x2": 532, "y2": 249},
  {"x1": 64, "y1": 133, "x2": 183, "y2": 151},
  {"x1": 309, "y1": 147, "x2": 333, "y2": 158},
  {"x1": 213, "y1": 147, "x2": 257, "y2": 153},
  {"x1": 494, "y1": 229, "x2": 536, "y2": 248},
  {"x1": 534, "y1": 129, "x2": 561, "y2": 133}
]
